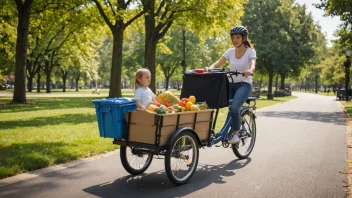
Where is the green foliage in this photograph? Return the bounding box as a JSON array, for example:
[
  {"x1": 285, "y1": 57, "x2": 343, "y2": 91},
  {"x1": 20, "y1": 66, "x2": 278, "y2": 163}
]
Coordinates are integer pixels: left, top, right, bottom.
[
  {"x1": 0, "y1": 2, "x2": 17, "y2": 74},
  {"x1": 315, "y1": 0, "x2": 352, "y2": 30},
  {"x1": 242, "y1": 0, "x2": 326, "y2": 96}
]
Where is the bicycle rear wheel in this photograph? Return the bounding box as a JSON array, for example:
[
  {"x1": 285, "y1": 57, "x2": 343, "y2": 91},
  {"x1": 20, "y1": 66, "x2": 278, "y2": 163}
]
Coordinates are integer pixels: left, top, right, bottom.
[
  {"x1": 165, "y1": 131, "x2": 199, "y2": 186},
  {"x1": 232, "y1": 110, "x2": 256, "y2": 159},
  {"x1": 120, "y1": 146, "x2": 153, "y2": 175}
]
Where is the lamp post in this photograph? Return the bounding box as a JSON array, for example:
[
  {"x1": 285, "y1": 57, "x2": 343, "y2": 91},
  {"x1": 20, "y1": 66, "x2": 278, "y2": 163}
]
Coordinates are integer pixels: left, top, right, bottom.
[{"x1": 345, "y1": 47, "x2": 351, "y2": 102}]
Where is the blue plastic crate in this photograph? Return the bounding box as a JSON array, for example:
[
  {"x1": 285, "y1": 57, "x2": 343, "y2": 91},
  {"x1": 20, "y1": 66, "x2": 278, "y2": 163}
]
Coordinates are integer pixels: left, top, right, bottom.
[{"x1": 92, "y1": 98, "x2": 137, "y2": 138}]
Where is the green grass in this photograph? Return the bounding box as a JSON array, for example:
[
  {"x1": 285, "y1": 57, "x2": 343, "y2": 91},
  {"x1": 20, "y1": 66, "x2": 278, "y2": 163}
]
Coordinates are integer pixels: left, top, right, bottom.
[
  {"x1": 0, "y1": 97, "x2": 117, "y2": 179},
  {"x1": 343, "y1": 102, "x2": 352, "y2": 125},
  {"x1": 0, "y1": 93, "x2": 296, "y2": 179}
]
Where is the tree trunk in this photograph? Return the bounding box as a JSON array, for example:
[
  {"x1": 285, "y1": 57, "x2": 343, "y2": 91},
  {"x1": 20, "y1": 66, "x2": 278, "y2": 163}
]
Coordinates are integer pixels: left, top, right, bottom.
[
  {"x1": 108, "y1": 27, "x2": 124, "y2": 98},
  {"x1": 12, "y1": 0, "x2": 33, "y2": 103},
  {"x1": 280, "y1": 72, "x2": 286, "y2": 90},
  {"x1": 275, "y1": 74, "x2": 279, "y2": 92},
  {"x1": 63, "y1": 77, "x2": 66, "y2": 92},
  {"x1": 36, "y1": 72, "x2": 41, "y2": 92},
  {"x1": 267, "y1": 71, "x2": 274, "y2": 99},
  {"x1": 145, "y1": 38, "x2": 157, "y2": 93},
  {"x1": 28, "y1": 77, "x2": 33, "y2": 92},
  {"x1": 144, "y1": 0, "x2": 157, "y2": 93},
  {"x1": 46, "y1": 72, "x2": 51, "y2": 93},
  {"x1": 61, "y1": 70, "x2": 68, "y2": 92},
  {"x1": 75, "y1": 78, "x2": 79, "y2": 91},
  {"x1": 44, "y1": 61, "x2": 51, "y2": 93},
  {"x1": 165, "y1": 77, "x2": 170, "y2": 91},
  {"x1": 71, "y1": 79, "x2": 74, "y2": 89},
  {"x1": 259, "y1": 75, "x2": 263, "y2": 95}
]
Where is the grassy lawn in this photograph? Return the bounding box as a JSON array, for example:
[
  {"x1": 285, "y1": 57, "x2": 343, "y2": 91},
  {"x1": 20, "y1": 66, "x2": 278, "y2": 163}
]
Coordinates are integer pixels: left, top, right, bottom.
[
  {"x1": 0, "y1": 91, "x2": 296, "y2": 179},
  {"x1": 343, "y1": 102, "x2": 352, "y2": 126}
]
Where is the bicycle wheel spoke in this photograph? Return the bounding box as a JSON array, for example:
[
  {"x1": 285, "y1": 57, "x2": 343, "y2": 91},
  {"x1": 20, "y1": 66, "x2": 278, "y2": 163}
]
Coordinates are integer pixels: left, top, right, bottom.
[
  {"x1": 126, "y1": 147, "x2": 151, "y2": 170},
  {"x1": 169, "y1": 136, "x2": 196, "y2": 181},
  {"x1": 233, "y1": 111, "x2": 256, "y2": 158}
]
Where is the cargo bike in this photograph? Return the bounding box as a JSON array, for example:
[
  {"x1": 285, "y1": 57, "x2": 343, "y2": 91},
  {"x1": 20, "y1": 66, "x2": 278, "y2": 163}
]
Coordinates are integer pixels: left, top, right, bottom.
[{"x1": 92, "y1": 69, "x2": 257, "y2": 186}]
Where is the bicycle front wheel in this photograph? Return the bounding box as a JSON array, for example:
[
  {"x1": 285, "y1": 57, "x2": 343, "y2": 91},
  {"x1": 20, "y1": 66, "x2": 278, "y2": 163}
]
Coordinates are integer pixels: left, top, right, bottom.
[{"x1": 232, "y1": 110, "x2": 256, "y2": 159}]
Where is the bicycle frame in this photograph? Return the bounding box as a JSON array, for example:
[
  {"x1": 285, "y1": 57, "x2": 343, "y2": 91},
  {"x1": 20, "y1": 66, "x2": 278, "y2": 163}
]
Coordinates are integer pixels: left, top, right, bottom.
[
  {"x1": 197, "y1": 69, "x2": 256, "y2": 147},
  {"x1": 208, "y1": 109, "x2": 232, "y2": 146},
  {"x1": 208, "y1": 101, "x2": 255, "y2": 147}
]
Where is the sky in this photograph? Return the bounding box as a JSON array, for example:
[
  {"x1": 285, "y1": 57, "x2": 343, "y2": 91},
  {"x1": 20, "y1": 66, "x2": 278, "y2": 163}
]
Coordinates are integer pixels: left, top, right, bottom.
[{"x1": 295, "y1": 0, "x2": 342, "y2": 47}]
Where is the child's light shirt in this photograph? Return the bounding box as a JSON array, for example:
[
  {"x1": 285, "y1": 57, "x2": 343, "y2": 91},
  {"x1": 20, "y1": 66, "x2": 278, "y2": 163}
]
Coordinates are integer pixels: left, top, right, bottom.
[{"x1": 134, "y1": 86, "x2": 156, "y2": 107}]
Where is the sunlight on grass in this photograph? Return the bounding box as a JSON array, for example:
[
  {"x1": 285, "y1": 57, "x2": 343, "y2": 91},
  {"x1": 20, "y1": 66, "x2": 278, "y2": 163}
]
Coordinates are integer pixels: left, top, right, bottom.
[
  {"x1": 0, "y1": 97, "x2": 117, "y2": 178},
  {"x1": 342, "y1": 102, "x2": 352, "y2": 126}
]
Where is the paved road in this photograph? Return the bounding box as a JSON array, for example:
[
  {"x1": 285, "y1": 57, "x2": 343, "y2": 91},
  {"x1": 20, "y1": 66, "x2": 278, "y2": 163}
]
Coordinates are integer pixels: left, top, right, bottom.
[{"x1": 0, "y1": 92, "x2": 347, "y2": 198}]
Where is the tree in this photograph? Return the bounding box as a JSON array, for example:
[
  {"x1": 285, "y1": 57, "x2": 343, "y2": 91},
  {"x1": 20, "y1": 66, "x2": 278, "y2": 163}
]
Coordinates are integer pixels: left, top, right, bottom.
[
  {"x1": 242, "y1": 0, "x2": 283, "y2": 99},
  {"x1": 316, "y1": 0, "x2": 351, "y2": 50},
  {"x1": 142, "y1": 0, "x2": 246, "y2": 93},
  {"x1": 12, "y1": 0, "x2": 34, "y2": 103},
  {"x1": 10, "y1": 0, "x2": 86, "y2": 102},
  {"x1": 315, "y1": 0, "x2": 352, "y2": 30},
  {"x1": 93, "y1": 0, "x2": 145, "y2": 98},
  {"x1": 242, "y1": 0, "x2": 325, "y2": 98},
  {"x1": 278, "y1": 2, "x2": 326, "y2": 90},
  {"x1": 0, "y1": 2, "x2": 17, "y2": 79}
]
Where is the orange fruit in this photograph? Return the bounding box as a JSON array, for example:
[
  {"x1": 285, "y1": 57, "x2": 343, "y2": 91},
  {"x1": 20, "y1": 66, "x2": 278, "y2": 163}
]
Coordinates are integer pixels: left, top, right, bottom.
[
  {"x1": 186, "y1": 101, "x2": 193, "y2": 109},
  {"x1": 188, "y1": 95, "x2": 196, "y2": 104}
]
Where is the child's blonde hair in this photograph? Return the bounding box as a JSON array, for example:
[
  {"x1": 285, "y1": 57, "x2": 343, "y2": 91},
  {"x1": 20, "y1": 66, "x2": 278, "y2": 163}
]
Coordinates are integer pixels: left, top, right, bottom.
[{"x1": 134, "y1": 68, "x2": 151, "y2": 90}]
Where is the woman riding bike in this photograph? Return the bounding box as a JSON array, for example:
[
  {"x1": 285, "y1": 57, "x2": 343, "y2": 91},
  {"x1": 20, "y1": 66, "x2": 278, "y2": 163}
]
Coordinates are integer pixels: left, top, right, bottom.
[{"x1": 205, "y1": 26, "x2": 257, "y2": 144}]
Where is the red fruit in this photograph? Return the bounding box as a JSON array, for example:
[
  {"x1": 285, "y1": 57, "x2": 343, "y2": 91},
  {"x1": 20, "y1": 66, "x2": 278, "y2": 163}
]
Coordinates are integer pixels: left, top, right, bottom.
[{"x1": 179, "y1": 101, "x2": 186, "y2": 107}]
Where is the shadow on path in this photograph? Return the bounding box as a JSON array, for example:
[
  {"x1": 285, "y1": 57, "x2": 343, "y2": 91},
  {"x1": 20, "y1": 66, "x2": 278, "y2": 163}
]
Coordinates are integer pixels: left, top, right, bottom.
[
  {"x1": 83, "y1": 158, "x2": 251, "y2": 198},
  {"x1": 258, "y1": 111, "x2": 346, "y2": 125}
]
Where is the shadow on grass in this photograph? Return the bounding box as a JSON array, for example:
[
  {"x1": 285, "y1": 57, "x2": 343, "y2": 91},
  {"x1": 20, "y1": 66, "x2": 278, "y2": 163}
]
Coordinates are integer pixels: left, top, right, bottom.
[
  {"x1": 83, "y1": 158, "x2": 251, "y2": 198},
  {"x1": 0, "y1": 97, "x2": 104, "y2": 113},
  {"x1": 0, "y1": 142, "x2": 78, "y2": 179},
  {"x1": 258, "y1": 111, "x2": 346, "y2": 125},
  {"x1": 0, "y1": 113, "x2": 96, "y2": 129}
]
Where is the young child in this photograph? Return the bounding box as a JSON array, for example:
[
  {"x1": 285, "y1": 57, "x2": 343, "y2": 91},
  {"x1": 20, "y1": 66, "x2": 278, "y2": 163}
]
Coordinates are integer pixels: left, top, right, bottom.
[{"x1": 134, "y1": 68, "x2": 157, "y2": 110}]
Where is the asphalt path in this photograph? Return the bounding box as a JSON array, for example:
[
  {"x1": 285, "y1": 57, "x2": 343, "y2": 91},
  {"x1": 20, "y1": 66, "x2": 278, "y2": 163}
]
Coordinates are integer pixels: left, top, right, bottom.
[{"x1": 0, "y1": 92, "x2": 347, "y2": 198}]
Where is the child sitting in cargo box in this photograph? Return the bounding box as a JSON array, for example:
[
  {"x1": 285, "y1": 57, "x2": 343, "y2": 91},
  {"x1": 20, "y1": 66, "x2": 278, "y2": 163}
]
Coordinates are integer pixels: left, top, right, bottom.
[{"x1": 134, "y1": 68, "x2": 157, "y2": 110}]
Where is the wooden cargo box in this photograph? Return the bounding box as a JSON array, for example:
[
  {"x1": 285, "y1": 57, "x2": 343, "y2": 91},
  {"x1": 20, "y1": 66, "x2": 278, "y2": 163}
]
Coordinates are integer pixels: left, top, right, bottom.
[{"x1": 126, "y1": 109, "x2": 214, "y2": 146}]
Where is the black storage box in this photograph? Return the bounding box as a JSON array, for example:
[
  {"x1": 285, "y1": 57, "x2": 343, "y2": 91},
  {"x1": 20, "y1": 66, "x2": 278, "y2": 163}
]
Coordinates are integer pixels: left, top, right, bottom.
[{"x1": 180, "y1": 72, "x2": 229, "y2": 108}]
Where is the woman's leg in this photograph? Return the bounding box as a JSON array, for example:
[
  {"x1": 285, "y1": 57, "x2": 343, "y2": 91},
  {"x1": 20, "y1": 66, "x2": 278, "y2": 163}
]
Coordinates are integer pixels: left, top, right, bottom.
[{"x1": 229, "y1": 83, "x2": 252, "y2": 132}]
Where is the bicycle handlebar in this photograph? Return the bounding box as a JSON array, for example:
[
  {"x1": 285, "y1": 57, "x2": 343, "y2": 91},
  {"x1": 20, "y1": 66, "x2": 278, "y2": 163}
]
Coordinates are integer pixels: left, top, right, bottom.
[
  {"x1": 186, "y1": 68, "x2": 252, "y2": 77},
  {"x1": 208, "y1": 68, "x2": 245, "y2": 76}
]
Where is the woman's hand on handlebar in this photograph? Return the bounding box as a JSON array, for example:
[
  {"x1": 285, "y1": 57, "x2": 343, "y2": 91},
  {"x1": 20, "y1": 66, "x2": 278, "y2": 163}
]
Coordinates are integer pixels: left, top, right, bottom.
[{"x1": 244, "y1": 70, "x2": 253, "y2": 78}]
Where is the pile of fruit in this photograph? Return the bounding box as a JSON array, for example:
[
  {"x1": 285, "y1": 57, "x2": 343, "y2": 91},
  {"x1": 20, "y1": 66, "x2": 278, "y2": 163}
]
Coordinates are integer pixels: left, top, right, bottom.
[{"x1": 146, "y1": 91, "x2": 208, "y2": 114}]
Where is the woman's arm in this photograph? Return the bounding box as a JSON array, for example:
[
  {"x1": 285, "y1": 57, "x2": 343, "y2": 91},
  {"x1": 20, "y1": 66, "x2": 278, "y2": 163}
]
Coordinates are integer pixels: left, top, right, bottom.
[
  {"x1": 244, "y1": 57, "x2": 256, "y2": 78},
  {"x1": 205, "y1": 57, "x2": 227, "y2": 71}
]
